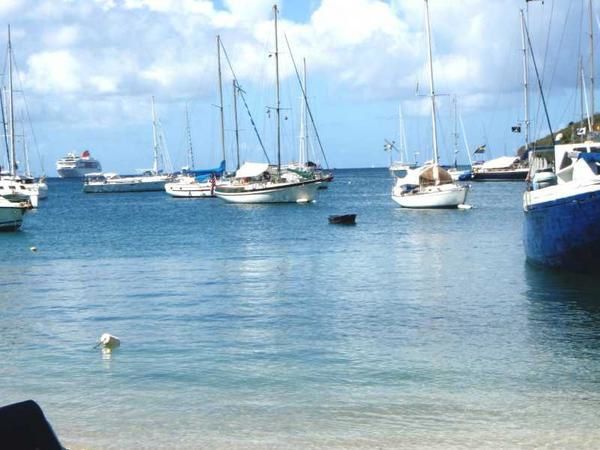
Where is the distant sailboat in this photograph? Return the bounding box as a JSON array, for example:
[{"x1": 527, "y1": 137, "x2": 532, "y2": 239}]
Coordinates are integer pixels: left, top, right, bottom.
[
  {"x1": 391, "y1": 0, "x2": 468, "y2": 209},
  {"x1": 387, "y1": 104, "x2": 416, "y2": 178},
  {"x1": 83, "y1": 97, "x2": 173, "y2": 193}
]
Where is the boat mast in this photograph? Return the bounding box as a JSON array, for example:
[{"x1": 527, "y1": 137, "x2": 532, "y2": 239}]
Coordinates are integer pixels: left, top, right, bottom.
[
  {"x1": 274, "y1": 4, "x2": 281, "y2": 175},
  {"x1": 590, "y1": 0, "x2": 595, "y2": 129},
  {"x1": 217, "y1": 35, "x2": 226, "y2": 167},
  {"x1": 520, "y1": 9, "x2": 530, "y2": 153},
  {"x1": 7, "y1": 25, "x2": 16, "y2": 177},
  {"x1": 185, "y1": 104, "x2": 194, "y2": 170},
  {"x1": 233, "y1": 79, "x2": 240, "y2": 171},
  {"x1": 151, "y1": 96, "x2": 160, "y2": 174},
  {"x1": 424, "y1": 0, "x2": 439, "y2": 167},
  {"x1": 298, "y1": 59, "x2": 307, "y2": 166},
  {"x1": 452, "y1": 95, "x2": 459, "y2": 168}
]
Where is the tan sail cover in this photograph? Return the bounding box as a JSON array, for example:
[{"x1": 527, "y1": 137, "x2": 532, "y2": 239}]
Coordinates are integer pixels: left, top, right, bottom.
[{"x1": 419, "y1": 165, "x2": 452, "y2": 185}]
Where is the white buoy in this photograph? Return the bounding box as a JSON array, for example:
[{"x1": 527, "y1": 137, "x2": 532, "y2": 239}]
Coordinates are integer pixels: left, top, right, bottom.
[
  {"x1": 458, "y1": 204, "x2": 473, "y2": 210},
  {"x1": 96, "y1": 333, "x2": 120, "y2": 349},
  {"x1": 30, "y1": 246, "x2": 37, "y2": 252}
]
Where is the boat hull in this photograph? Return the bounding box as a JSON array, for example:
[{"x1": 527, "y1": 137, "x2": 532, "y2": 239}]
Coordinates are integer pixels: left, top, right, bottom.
[
  {"x1": 57, "y1": 167, "x2": 101, "y2": 178},
  {"x1": 0, "y1": 202, "x2": 27, "y2": 231},
  {"x1": 524, "y1": 183, "x2": 600, "y2": 273},
  {"x1": 83, "y1": 179, "x2": 168, "y2": 193},
  {"x1": 215, "y1": 179, "x2": 320, "y2": 204},
  {"x1": 165, "y1": 181, "x2": 214, "y2": 198},
  {"x1": 392, "y1": 184, "x2": 469, "y2": 209},
  {"x1": 472, "y1": 169, "x2": 528, "y2": 181}
]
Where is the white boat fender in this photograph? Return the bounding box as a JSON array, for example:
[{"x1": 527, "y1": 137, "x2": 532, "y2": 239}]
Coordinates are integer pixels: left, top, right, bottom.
[
  {"x1": 30, "y1": 246, "x2": 37, "y2": 252},
  {"x1": 458, "y1": 204, "x2": 473, "y2": 210},
  {"x1": 94, "y1": 333, "x2": 121, "y2": 349}
]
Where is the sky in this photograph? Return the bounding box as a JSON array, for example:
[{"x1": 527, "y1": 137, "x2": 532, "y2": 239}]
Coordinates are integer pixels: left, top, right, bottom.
[{"x1": 0, "y1": 0, "x2": 596, "y2": 175}]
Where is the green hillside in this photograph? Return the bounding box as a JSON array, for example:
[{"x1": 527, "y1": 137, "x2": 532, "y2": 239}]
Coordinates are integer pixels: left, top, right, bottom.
[{"x1": 517, "y1": 113, "x2": 600, "y2": 157}]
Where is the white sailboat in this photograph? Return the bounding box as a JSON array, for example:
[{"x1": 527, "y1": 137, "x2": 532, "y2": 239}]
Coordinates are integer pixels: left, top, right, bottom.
[
  {"x1": 165, "y1": 37, "x2": 228, "y2": 199},
  {"x1": 0, "y1": 25, "x2": 42, "y2": 208},
  {"x1": 84, "y1": 97, "x2": 172, "y2": 193},
  {"x1": 215, "y1": 5, "x2": 321, "y2": 204},
  {"x1": 391, "y1": 0, "x2": 468, "y2": 209},
  {"x1": 387, "y1": 104, "x2": 415, "y2": 178}
]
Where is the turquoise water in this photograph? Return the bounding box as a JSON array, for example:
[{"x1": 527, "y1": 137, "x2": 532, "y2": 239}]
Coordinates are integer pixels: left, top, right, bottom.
[{"x1": 1, "y1": 169, "x2": 600, "y2": 449}]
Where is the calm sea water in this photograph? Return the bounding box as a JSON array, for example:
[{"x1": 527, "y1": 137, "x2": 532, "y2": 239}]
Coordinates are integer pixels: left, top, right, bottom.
[{"x1": 1, "y1": 169, "x2": 600, "y2": 449}]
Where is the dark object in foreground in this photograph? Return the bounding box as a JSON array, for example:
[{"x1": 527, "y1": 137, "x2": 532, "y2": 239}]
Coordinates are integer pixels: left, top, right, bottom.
[
  {"x1": 328, "y1": 214, "x2": 357, "y2": 225},
  {"x1": 0, "y1": 400, "x2": 63, "y2": 450}
]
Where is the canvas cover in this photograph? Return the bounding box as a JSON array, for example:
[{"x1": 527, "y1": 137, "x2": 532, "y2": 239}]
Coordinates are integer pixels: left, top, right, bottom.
[
  {"x1": 481, "y1": 156, "x2": 519, "y2": 170},
  {"x1": 235, "y1": 162, "x2": 269, "y2": 178}
]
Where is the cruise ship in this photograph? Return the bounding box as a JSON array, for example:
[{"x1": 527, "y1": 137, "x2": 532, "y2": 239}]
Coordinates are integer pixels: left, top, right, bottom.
[{"x1": 56, "y1": 150, "x2": 102, "y2": 178}]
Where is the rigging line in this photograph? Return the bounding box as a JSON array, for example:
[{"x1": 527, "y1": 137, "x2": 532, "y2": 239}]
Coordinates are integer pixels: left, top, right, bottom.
[
  {"x1": 1, "y1": 45, "x2": 9, "y2": 167},
  {"x1": 283, "y1": 34, "x2": 330, "y2": 169},
  {"x1": 524, "y1": 15, "x2": 555, "y2": 142},
  {"x1": 218, "y1": 39, "x2": 270, "y2": 164},
  {"x1": 531, "y1": 0, "x2": 555, "y2": 143},
  {"x1": 12, "y1": 52, "x2": 44, "y2": 174}
]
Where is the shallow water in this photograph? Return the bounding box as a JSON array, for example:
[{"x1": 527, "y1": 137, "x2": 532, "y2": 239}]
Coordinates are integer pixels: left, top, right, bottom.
[{"x1": 1, "y1": 170, "x2": 600, "y2": 449}]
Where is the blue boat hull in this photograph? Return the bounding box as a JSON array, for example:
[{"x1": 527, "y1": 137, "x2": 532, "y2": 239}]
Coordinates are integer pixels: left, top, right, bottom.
[{"x1": 524, "y1": 189, "x2": 600, "y2": 273}]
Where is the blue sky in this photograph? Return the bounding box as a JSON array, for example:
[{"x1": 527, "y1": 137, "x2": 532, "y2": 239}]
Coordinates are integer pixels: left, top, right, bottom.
[{"x1": 0, "y1": 0, "x2": 596, "y2": 175}]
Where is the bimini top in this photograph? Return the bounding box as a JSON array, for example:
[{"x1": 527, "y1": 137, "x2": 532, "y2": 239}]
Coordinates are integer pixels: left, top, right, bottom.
[
  {"x1": 235, "y1": 162, "x2": 269, "y2": 178},
  {"x1": 481, "y1": 156, "x2": 519, "y2": 170}
]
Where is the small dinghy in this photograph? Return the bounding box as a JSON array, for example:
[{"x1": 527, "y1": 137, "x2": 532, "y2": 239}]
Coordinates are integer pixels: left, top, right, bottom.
[{"x1": 328, "y1": 214, "x2": 356, "y2": 225}]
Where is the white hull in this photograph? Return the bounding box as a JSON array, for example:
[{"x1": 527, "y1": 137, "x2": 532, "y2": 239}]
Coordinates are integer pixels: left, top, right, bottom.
[
  {"x1": 0, "y1": 198, "x2": 28, "y2": 231},
  {"x1": 57, "y1": 167, "x2": 101, "y2": 178},
  {"x1": 392, "y1": 183, "x2": 469, "y2": 208},
  {"x1": 165, "y1": 179, "x2": 214, "y2": 198},
  {"x1": 0, "y1": 177, "x2": 40, "y2": 208},
  {"x1": 83, "y1": 176, "x2": 169, "y2": 193},
  {"x1": 215, "y1": 179, "x2": 321, "y2": 204}
]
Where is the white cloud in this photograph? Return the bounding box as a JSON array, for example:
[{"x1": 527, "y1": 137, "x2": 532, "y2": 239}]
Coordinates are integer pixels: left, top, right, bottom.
[{"x1": 26, "y1": 50, "x2": 82, "y2": 93}]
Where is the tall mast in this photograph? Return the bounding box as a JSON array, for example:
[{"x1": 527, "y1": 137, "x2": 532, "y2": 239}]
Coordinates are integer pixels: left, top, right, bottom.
[
  {"x1": 7, "y1": 25, "x2": 16, "y2": 176},
  {"x1": 299, "y1": 58, "x2": 308, "y2": 166},
  {"x1": 151, "y1": 96, "x2": 159, "y2": 174},
  {"x1": 424, "y1": 0, "x2": 439, "y2": 165},
  {"x1": 520, "y1": 9, "x2": 530, "y2": 153},
  {"x1": 233, "y1": 79, "x2": 240, "y2": 170},
  {"x1": 452, "y1": 95, "x2": 459, "y2": 168},
  {"x1": 274, "y1": 4, "x2": 281, "y2": 175},
  {"x1": 185, "y1": 104, "x2": 194, "y2": 169},
  {"x1": 590, "y1": 0, "x2": 595, "y2": 128},
  {"x1": 217, "y1": 35, "x2": 226, "y2": 165}
]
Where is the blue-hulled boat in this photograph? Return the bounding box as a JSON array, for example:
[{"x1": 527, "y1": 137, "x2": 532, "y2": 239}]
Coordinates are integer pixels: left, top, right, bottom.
[{"x1": 523, "y1": 141, "x2": 600, "y2": 273}]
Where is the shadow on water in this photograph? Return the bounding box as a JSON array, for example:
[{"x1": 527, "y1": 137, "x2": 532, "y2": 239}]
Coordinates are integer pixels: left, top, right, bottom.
[{"x1": 524, "y1": 263, "x2": 600, "y2": 353}]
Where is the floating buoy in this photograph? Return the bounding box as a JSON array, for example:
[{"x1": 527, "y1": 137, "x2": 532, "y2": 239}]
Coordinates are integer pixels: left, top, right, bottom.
[
  {"x1": 30, "y1": 246, "x2": 37, "y2": 252},
  {"x1": 458, "y1": 204, "x2": 473, "y2": 210},
  {"x1": 95, "y1": 333, "x2": 120, "y2": 349}
]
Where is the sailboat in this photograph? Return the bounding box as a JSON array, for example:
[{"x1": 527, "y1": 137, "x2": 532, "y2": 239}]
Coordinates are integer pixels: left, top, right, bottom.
[
  {"x1": 523, "y1": 2, "x2": 600, "y2": 273},
  {"x1": 0, "y1": 25, "x2": 43, "y2": 208},
  {"x1": 165, "y1": 37, "x2": 228, "y2": 199},
  {"x1": 447, "y1": 96, "x2": 473, "y2": 181},
  {"x1": 391, "y1": 0, "x2": 468, "y2": 209},
  {"x1": 285, "y1": 58, "x2": 333, "y2": 186},
  {"x1": 387, "y1": 105, "x2": 416, "y2": 178},
  {"x1": 214, "y1": 5, "x2": 322, "y2": 204},
  {"x1": 83, "y1": 97, "x2": 173, "y2": 193}
]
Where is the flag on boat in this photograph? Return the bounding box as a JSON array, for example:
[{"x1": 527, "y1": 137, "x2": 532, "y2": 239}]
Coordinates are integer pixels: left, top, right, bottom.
[
  {"x1": 474, "y1": 144, "x2": 486, "y2": 154},
  {"x1": 511, "y1": 125, "x2": 521, "y2": 133},
  {"x1": 576, "y1": 127, "x2": 587, "y2": 136}
]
